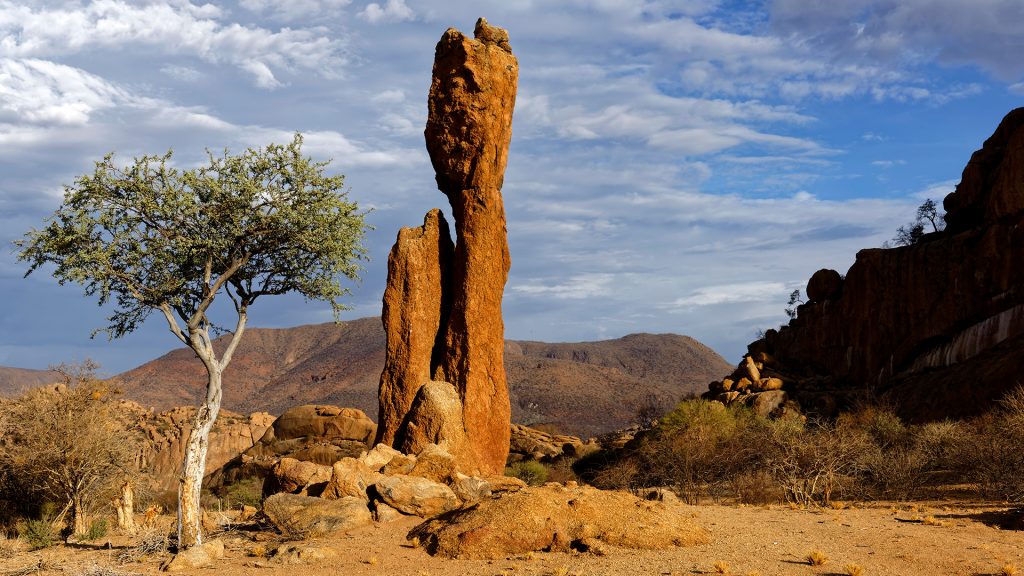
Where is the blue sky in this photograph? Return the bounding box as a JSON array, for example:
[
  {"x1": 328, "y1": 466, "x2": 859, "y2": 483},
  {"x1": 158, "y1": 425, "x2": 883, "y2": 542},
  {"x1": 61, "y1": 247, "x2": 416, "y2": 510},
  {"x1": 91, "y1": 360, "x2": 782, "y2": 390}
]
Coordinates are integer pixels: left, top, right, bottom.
[{"x1": 0, "y1": 0, "x2": 1021, "y2": 374}]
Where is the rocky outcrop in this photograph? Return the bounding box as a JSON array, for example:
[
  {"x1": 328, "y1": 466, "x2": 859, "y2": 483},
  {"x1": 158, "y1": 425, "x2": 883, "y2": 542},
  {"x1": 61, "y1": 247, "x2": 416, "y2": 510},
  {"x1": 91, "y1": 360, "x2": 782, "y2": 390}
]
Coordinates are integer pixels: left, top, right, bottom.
[
  {"x1": 262, "y1": 493, "x2": 373, "y2": 536},
  {"x1": 377, "y1": 210, "x2": 453, "y2": 447},
  {"x1": 377, "y1": 18, "x2": 519, "y2": 475},
  {"x1": 137, "y1": 404, "x2": 275, "y2": 491},
  {"x1": 508, "y1": 423, "x2": 598, "y2": 463},
  {"x1": 727, "y1": 108, "x2": 1024, "y2": 421},
  {"x1": 408, "y1": 484, "x2": 710, "y2": 559}
]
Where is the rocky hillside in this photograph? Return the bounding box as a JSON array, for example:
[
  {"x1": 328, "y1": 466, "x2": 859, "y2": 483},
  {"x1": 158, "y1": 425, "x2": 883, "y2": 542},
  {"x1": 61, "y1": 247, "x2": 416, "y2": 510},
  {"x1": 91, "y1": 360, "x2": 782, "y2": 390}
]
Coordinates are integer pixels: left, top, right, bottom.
[
  {"x1": 0, "y1": 366, "x2": 59, "y2": 396},
  {"x1": 114, "y1": 318, "x2": 730, "y2": 437},
  {"x1": 740, "y1": 108, "x2": 1024, "y2": 421}
]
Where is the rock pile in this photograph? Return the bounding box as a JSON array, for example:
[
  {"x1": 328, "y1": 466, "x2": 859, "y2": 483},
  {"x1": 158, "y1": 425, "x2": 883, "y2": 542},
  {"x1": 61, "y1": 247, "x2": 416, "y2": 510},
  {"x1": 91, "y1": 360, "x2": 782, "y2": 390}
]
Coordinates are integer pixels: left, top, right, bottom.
[
  {"x1": 261, "y1": 441, "x2": 526, "y2": 536},
  {"x1": 705, "y1": 353, "x2": 799, "y2": 418},
  {"x1": 508, "y1": 423, "x2": 598, "y2": 463},
  {"x1": 377, "y1": 18, "x2": 519, "y2": 475}
]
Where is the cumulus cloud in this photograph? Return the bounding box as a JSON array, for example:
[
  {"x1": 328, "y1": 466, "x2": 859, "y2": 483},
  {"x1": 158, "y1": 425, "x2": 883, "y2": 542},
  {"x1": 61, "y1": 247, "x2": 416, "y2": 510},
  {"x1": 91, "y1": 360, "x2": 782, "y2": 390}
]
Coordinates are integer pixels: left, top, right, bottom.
[
  {"x1": 0, "y1": 0, "x2": 349, "y2": 88},
  {"x1": 669, "y1": 282, "x2": 788, "y2": 309},
  {"x1": 240, "y1": 0, "x2": 352, "y2": 21},
  {"x1": 770, "y1": 0, "x2": 1024, "y2": 83},
  {"x1": 359, "y1": 0, "x2": 414, "y2": 24}
]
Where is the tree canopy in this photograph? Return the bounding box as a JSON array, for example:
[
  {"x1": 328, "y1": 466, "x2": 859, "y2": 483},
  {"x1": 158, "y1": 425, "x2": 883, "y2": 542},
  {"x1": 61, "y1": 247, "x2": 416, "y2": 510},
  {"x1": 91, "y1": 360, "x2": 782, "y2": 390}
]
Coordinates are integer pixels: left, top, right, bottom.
[{"x1": 17, "y1": 133, "x2": 369, "y2": 345}]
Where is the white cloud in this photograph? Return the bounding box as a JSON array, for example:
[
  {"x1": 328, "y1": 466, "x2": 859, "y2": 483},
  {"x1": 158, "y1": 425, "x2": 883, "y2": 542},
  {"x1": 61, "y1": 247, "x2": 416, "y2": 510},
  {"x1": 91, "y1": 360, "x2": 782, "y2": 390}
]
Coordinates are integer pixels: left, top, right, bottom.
[
  {"x1": 0, "y1": 58, "x2": 125, "y2": 126},
  {"x1": 160, "y1": 64, "x2": 203, "y2": 82},
  {"x1": 240, "y1": 0, "x2": 352, "y2": 21},
  {"x1": 359, "y1": 0, "x2": 414, "y2": 24},
  {"x1": 512, "y1": 274, "x2": 615, "y2": 300},
  {"x1": 0, "y1": 0, "x2": 349, "y2": 88},
  {"x1": 669, "y1": 282, "x2": 788, "y2": 309},
  {"x1": 871, "y1": 159, "x2": 906, "y2": 168}
]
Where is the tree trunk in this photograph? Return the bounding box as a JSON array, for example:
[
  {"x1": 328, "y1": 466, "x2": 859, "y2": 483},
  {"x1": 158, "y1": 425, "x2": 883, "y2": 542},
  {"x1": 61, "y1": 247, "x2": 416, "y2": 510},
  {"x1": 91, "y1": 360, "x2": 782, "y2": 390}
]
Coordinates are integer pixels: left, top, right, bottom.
[
  {"x1": 177, "y1": 366, "x2": 222, "y2": 549},
  {"x1": 72, "y1": 494, "x2": 87, "y2": 536},
  {"x1": 114, "y1": 480, "x2": 136, "y2": 534}
]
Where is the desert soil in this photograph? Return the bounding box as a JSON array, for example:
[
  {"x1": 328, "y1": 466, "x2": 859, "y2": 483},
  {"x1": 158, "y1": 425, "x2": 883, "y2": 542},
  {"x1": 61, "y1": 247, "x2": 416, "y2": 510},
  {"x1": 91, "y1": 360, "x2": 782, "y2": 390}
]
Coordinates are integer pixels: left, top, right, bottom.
[{"x1": 2, "y1": 500, "x2": 1020, "y2": 576}]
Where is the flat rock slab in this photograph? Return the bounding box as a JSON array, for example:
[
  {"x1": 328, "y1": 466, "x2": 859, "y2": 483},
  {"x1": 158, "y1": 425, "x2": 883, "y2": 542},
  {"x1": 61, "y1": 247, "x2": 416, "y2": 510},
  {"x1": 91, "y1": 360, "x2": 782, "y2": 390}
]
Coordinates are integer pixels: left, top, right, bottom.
[{"x1": 408, "y1": 484, "x2": 709, "y2": 559}]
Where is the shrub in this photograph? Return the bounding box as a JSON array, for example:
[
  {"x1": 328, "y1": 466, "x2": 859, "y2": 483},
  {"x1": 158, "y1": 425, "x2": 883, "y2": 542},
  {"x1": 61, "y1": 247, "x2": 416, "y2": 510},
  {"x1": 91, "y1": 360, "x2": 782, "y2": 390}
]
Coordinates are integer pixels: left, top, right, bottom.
[
  {"x1": 19, "y1": 518, "x2": 58, "y2": 550},
  {"x1": 507, "y1": 461, "x2": 548, "y2": 486},
  {"x1": 220, "y1": 477, "x2": 263, "y2": 509},
  {"x1": 806, "y1": 550, "x2": 828, "y2": 565},
  {"x1": 80, "y1": 518, "x2": 109, "y2": 541}
]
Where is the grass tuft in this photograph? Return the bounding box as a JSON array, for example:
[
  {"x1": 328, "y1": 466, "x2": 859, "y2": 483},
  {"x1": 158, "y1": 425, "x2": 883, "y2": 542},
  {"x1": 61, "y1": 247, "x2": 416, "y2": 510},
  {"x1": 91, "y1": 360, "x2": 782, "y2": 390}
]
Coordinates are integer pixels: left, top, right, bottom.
[{"x1": 806, "y1": 550, "x2": 829, "y2": 566}]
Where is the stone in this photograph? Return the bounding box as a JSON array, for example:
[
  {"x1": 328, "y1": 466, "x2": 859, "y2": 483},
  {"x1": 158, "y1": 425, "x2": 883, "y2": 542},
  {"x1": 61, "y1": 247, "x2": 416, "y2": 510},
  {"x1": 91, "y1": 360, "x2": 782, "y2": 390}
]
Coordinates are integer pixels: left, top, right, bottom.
[
  {"x1": 321, "y1": 457, "x2": 383, "y2": 501},
  {"x1": 735, "y1": 377, "x2": 752, "y2": 391},
  {"x1": 743, "y1": 356, "x2": 761, "y2": 383},
  {"x1": 758, "y1": 377, "x2": 784, "y2": 391},
  {"x1": 376, "y1": 209, "x2": 454, "y2": 447},
  {"x1": 263, "y1": 457, "x2": 332, "y2": 497},
  {"x1": 747, "y1": 391, "x2": 788, "y2": 418},
  {"x1": 396, "y1": 381, "x2": 471, "y2": 462},
  {"x1": 373, "y1": 501, "x2": 405, "y2": 523},
  {"x1": 451, "y1": 475, "x2": 492, "y2": 504},
  {"x1": 361, "y1": 443, "x2": 403, "y2": 472},
  {"x1": 163, "y1": 540, "x2": 224, "y2": 572},
  {"x1": 374, "y1": 474, "x2": 461, "y2": 518},
  {"x1": 269, "y1": 405, "x2": 376, "y2": 445},
  {"x1": 806, "y1": 268, "x2": 843, "y2": 303},
  {"x1": 383, "y1": 453, "x2": 418, "y2": 476},
  {"x1": 408, "y1": 485, "x2": 709, "y2": 559},
  {"x1": 262, "y1": 493, "x2": 372, "y2": 536},
  {"x1": 409, "y1": 443, "x2": 458, "y2": 484},
  {"x1": 483, "y1": 474, "x2": 527, "y2": 494},
  {"x1": 271, "y1": 543, "x2": 338, "y2": 564},
  {"x1": 721, "y1": 378, "x2": 734, "y2": 391}
]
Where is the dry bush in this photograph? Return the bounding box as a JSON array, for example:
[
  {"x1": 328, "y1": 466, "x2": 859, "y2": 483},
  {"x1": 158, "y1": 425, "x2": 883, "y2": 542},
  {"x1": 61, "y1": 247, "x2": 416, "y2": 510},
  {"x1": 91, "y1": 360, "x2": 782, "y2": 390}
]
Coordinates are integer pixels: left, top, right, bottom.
[
  {"x1": 845, "y1": 563, "x2": 865, "y2": 576},
  {"x1": 759, "y1": 420, "x2": 870, "y2": 506},
  {"x1": 0, "y1": 361, "x2": 139, "y2": 534},
  {"x1": 806, "y1": 550, "x2": 829, "y2": 565},
  {"x1": 956, "y1": 387, "x2": 1024, "y2": 503}
]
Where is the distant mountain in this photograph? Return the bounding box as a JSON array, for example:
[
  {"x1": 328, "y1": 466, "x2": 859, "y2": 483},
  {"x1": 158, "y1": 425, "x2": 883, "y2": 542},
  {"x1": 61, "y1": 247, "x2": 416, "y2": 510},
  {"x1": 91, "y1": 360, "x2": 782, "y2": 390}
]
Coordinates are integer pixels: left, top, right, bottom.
[
  {"x1": 0, "y1": 366, "x2": 59, "y2": 397},
  {"x1": 114, "y1": 317, "x2": 732, "y2": 437}
]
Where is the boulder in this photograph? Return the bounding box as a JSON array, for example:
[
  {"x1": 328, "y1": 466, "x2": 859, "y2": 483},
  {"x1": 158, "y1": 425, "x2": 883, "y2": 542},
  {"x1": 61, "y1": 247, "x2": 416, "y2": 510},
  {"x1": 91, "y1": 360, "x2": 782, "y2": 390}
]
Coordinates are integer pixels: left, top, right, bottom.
[
  {"x1": 374, "y1": 474, "x2": 461, "y2": 518},
  {"x1": 163, "y1": 540, "x2": 224, "y2": 572},
  {"x1": 361, "y1": 443, "x2": 403, "y2": 472},
  {"x1": 747, "y1": 391, "x2": 788, "y2": 418},
  {"x1": 409, "y1": 443, "x2": 458, "y2": 484},
  {"x1": 383, "y1": 453, "x2": 418, "y2": 476},
  {"x1": 451, "y1": 475, "x2": 492, "y2": 504},
  {"x1": 321, "y1": 457, "x2": 383, "y2": 501},
  {"x1": 269, "y1": 405, "x2": 376, "y2": 444},
  {"x1": 758, "y1": 377, "x2": 784, "y2": 391},
  {"x1": 271, "y1": 543, "x2": 337, "y2": 564},
  {"x1": 396, "y1": 381, "x2": 471, "y2": 462},
  {"x1": 372, "y1": 501, "x2": 405, "y2": 523},
  {"x1": 263, "y1": 457, "x2": 332, "y2": 497},
  {"x1": 262, "y1": 493, "x2": 372, "y2": 536},
  {"x1": 743, "y1": 356, "x2": 761, "y2": 383},
  {"x1": 408, "y1": 485, "x2": 709, "y2": 559},
  {"x1": 806, "y1": 268, "x2": 843, "y2": 303}
]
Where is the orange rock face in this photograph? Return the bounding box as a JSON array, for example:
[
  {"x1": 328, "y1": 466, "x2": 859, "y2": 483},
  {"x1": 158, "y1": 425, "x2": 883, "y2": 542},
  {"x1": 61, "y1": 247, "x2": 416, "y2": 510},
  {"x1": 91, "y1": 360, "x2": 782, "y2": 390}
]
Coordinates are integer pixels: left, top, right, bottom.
[
  {"x1": 376, "y1": 18, "x2": 518, "y2": 475},
  {"x1": 376, "y1": 209, "x2": 454, "y2": 446}
]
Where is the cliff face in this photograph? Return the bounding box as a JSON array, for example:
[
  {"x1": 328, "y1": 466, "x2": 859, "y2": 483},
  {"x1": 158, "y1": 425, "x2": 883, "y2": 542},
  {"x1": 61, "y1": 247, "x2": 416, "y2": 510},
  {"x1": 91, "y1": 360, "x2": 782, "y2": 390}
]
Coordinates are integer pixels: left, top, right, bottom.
[{"x1": 751, "y1": 108, "x2": 1024, "y2": 421}]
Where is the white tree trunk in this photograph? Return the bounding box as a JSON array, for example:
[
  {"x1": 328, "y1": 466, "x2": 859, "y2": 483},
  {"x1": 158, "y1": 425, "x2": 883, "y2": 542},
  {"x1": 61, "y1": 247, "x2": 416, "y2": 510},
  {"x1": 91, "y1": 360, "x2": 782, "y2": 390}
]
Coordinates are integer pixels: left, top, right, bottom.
[{"x1": 177, "y1": 365, "x2": 222, "y2": 549}]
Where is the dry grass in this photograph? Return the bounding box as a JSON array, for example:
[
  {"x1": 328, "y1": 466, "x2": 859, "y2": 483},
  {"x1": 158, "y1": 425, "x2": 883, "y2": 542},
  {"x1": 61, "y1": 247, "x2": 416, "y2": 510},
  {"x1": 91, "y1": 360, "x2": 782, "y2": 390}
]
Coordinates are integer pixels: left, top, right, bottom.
[
  {"x1": 999, "y1": 564, "x2": 1018, "y2": 576},
  {"x1": 845, "y1": 563, "x2": 866, "y2": 576},
  {"x1": 806, "y1": 550, "x2": 829, "y2": 566},
  {"x1": 921, "y1": 515, "x2": 945, "y2": 527},
  {"x1": 713, "y1": 560, "x2": 730, "y2": 574}
]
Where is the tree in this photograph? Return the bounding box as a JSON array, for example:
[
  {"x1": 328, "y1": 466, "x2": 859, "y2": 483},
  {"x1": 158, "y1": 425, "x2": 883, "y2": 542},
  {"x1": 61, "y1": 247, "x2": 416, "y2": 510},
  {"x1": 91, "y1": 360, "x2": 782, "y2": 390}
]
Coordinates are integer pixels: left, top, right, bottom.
[
  {"x1": 0, "y1": 361, "x2": 135, "y2": 536},
  {"x1": 885, "y1": 198, "x2": 945, "y2": 247},
  {"x1": 16, "y1": 134, "x2": 369, "y2": 549},
  {"x1": 784, "y1": 289, "x2": 804, "y2": 319}
]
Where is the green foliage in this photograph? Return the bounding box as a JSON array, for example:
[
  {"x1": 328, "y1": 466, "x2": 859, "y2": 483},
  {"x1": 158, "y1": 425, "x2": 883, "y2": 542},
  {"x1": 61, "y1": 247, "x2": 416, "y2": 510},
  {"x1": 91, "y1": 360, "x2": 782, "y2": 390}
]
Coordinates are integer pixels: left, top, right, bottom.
[
  {"x1": 80, "y1": 518, "x2": 108, "y2": 541},
  {"x1": 16, "y1": 133, "x2": 369, "y2": 340},
  {"x1": 19, "y1": 518, "x2": 58, "y2": 550},
  {"x1": 219, "y1": 477, "x2": 263, "y2": 509},
  {"x1": 507, "y1": 461, "x2": 549, "y2": 486}
]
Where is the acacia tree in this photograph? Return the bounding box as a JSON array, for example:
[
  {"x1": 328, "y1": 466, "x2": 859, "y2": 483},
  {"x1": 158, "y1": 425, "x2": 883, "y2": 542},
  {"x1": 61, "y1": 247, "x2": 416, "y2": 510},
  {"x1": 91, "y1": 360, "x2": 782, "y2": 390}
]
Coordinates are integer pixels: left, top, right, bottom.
[{"x1": 16, "y1": 134, "x2": 368, "y2": 549}]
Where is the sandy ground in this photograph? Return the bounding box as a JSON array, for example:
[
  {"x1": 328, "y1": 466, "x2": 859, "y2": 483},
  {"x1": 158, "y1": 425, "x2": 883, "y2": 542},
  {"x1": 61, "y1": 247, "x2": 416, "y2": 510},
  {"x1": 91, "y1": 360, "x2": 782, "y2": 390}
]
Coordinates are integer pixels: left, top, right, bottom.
[{"x1": 2, "y1": 500, "x2": 1021, "y2": 576}]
